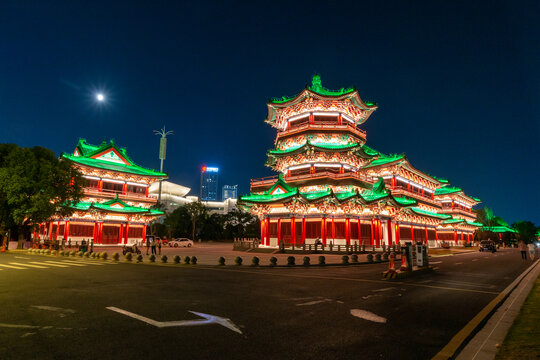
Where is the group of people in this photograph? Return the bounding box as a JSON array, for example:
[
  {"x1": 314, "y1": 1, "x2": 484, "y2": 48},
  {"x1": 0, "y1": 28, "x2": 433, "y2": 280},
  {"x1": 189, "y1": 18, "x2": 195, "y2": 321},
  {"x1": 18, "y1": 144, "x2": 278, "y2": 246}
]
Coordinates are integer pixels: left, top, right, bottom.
[
  {"x1": 145, "y1": 237, "x2": 163, "y2": 255},
  {"x1": 518, "y1": 240, "x2": 537, "y2": 260}
]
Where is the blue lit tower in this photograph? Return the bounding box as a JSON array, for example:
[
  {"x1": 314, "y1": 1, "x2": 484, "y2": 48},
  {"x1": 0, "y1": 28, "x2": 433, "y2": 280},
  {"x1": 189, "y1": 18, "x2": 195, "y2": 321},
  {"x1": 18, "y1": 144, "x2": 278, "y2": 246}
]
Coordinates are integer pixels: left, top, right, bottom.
[
  {"x1": 200, "y1": 166, "x2": 219, "y2": 201},
  {"x1": 222, "y1": 185, "x2": 238, "y2": 200}
]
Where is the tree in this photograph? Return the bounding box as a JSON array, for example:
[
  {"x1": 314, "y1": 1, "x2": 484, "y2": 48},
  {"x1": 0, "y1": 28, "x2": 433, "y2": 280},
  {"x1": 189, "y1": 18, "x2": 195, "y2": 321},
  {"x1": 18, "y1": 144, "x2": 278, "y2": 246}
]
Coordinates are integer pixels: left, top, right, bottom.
[
  {"x1": 512, "y1": 221, "x2": 538, "y2": 244},
  {"x1": 0, "y1": 144, "x2": 85, "y2": 248},
  {"x1": 184, "y1": 201, "x2": 207, "y2": 241}
]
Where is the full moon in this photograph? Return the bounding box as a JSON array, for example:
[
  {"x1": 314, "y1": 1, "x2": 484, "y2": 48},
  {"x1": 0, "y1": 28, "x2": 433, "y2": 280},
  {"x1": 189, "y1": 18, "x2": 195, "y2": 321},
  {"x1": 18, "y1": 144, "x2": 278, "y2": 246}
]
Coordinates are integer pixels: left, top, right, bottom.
[{"x1": 96, "y1": 93, "x2": 105, "y2": 102}]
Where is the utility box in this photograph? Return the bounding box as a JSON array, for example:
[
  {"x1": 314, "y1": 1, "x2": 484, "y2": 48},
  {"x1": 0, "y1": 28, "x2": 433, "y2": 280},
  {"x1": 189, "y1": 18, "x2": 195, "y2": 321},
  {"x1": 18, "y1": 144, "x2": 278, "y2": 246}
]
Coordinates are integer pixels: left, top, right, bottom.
[{"x1": 416, "y1": 244, "x2": 428, "y2": 267}]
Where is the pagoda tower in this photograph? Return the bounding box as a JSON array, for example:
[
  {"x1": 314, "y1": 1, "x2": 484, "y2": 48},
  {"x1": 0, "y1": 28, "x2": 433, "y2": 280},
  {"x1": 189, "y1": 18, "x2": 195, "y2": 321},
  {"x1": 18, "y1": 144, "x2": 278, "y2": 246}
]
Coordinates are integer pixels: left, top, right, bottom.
[{"x1": 239, "y1": 76, "x2": 482, "y2": 248}]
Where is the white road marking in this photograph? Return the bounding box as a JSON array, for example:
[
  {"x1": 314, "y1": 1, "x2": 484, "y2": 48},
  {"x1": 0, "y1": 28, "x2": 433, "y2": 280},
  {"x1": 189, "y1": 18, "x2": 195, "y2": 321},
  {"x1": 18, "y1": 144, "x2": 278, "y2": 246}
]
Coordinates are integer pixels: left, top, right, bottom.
[
  {"x1": 372, "y1": 287, "x2": 397, "y2": 293},
  {"x1": 472, "y1": 259, "x2": 479, "y2": 262},
  {"x1": 0, "y1": 323, "x2": 40, "y2": 329},
  {"x1": 296, "y1": 299, "x2": 332, "y2": 306},
  {"x1": 10, "y1": 262, "x2": 48, "y2": 269},
  {"x1": 350, "y1": 309, "x2": 387, "y2": 323},
  {"x1": 20, "y1": 332, "x2": 36, "y2": 338},
  {"x1": 455, "y1": 262, "x2": 463, "y2": 265},
  {"x1": 62, "y1": 260, "x2": 103, "y2": 266},
  {"x1": 362, "y1": 294, "x2": 381, "y2": 300},
  {"x1": 106, "y1": 307, "x2": 243, "y2": 334},
  {"x1": 31, "y1": 306, "x2": 75, "y2": 314},
  {"x1": 0, "y1": 264, "x2": 27, "y2": 269},
  {"x1": 35, "y1": 262, "x2": 68, "y2": 268},
  {"x1": 14, "y1": 256, "x2": 30, "y2": 260},
  {"x1": 44, "y1": 261, "x2": 86, "y2": 267},
  {"x1": 430, "y1": 261, "x2": 443, "y2": 264},
  {"x1": 435, "y1": 280, "x2": 496, "y2": 289}
]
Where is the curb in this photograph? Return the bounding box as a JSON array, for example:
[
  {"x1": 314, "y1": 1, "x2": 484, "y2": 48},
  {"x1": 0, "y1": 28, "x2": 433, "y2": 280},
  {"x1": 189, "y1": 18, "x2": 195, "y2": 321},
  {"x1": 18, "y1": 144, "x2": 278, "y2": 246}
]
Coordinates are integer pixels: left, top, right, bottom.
[{"x1": 432, "y1": 259, "x2": 540, "y2": 360}]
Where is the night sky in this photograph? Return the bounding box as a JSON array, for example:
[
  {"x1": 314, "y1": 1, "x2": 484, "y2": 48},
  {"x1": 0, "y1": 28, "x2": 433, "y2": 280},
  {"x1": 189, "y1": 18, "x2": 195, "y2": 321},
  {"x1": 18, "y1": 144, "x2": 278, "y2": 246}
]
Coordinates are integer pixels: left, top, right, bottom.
[{"x1": 1, "y1": 1, "x2": 538, "y2": 225}]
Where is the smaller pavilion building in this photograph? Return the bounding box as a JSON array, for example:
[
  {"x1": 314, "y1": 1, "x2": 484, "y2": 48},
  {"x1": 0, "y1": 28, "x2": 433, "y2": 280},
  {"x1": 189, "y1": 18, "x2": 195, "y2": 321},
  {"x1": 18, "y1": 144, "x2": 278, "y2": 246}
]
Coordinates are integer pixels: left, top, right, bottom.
[{"x1": 37, "y1": 139, "x2": 166, "y2": 246}]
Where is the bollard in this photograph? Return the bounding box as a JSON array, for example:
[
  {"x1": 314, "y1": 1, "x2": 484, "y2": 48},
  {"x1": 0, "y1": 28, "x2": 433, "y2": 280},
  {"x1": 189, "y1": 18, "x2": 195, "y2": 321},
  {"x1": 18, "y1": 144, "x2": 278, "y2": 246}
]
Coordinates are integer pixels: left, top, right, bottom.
[
  {"x1": 388, "y1": 252, "x2": 396, "y2": 273},
  {"x1": 400, "y1": 248, "x2": 409, "y2": 271}
]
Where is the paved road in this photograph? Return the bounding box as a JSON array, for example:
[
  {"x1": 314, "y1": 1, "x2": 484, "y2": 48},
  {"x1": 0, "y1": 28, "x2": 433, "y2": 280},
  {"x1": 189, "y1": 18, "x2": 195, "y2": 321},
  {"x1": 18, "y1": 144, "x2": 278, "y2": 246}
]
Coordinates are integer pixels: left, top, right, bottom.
[{"x1": 0, "y1": 248, "x2": 532, "y2": 359}]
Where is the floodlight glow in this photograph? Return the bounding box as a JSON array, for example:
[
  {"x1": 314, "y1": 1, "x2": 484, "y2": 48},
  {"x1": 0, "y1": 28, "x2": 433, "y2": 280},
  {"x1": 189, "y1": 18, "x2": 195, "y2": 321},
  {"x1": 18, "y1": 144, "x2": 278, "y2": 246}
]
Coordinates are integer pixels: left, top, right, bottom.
[{"x1": 96, "y1": 93, "x2": 105, "y2": 102}]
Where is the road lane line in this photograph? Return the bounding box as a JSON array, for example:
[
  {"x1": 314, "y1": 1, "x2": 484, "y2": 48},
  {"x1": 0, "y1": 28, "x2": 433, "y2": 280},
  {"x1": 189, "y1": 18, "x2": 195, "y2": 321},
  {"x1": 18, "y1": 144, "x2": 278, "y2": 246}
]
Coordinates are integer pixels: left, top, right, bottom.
[
  {"x1": 196, "y1": 267, "x2": 500, "y2": 295},
  {"x1": 62, "y1": 260, "x2": 105, "y2": 266},
  {"x1": 43, "y1": 261, "x2": 86, "y2": 267},
  {"x1": 455, "y1": 262, "x2": 463, "y2": 265},
  {"x1": 430, "y1": 261, "x2": 443, "y2": 264},
  {"x1": 0, "y1": 264, "x2": 27, "y2": 269},
  {"x1": 14, "y1": 256, "x2": 30, "y2": 260},
  {"x1": 472, "y1": 259, "x2": 478, "y2": 262},
  {"x1": 34, "y1": 262, "x2": 69, "y2": 268},
  {"x1": 9, "y1": 262, "x2": 48, "y2": 269}
]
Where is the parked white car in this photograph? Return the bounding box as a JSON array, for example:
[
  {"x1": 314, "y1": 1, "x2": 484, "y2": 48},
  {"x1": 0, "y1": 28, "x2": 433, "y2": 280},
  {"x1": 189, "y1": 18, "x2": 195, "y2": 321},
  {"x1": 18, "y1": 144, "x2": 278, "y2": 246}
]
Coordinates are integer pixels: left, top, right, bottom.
[{"x1": 168, "y1": 238, "x2": 194, "y2": 248}]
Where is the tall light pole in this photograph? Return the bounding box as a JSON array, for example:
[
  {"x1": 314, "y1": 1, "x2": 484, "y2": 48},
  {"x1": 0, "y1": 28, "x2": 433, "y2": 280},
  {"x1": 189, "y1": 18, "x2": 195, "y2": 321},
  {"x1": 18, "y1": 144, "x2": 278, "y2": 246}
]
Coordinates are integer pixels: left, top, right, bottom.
[{"x1": 153, "y1": 126, "x2": 174, "y2": 204}]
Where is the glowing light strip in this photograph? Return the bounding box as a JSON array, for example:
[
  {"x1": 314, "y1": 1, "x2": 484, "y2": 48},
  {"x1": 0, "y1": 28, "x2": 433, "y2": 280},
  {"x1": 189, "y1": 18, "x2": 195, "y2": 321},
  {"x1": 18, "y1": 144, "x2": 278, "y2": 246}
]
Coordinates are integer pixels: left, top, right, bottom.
[
  {"x1": 126, "y1": 182, "x2": 149, "y2": 187},
  {"x1": 83, "y1": 175, "x2": 100, "y2": 180},
  {"x1": 441, "y1": 200, "x2": 471, "y2": 208},
  {"x1": 102, "y1": 178, "x2": 125, "y2": 184},
  {"x1": 286, "y1": 162, "x2": 358, "y2": 172}
]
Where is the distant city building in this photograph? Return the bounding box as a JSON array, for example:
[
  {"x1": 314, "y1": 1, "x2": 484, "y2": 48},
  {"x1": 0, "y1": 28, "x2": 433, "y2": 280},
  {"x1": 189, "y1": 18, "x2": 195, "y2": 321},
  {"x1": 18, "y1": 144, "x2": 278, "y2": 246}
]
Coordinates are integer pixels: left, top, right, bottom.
[
  {"x1": 222, "y1": 185, "x2": 238, "y2": 200},
  {"x1": 200, "y1": 166, "x2": 219, "y2": 201},
  {"x1": 149, "y1": 180, "x2": 237, "y2": 215}
]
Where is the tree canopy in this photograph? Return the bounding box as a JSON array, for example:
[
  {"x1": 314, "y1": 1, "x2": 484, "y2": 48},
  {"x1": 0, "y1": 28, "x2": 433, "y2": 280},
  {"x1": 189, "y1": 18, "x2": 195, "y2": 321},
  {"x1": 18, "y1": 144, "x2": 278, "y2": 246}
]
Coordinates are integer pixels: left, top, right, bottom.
[{"x1": 0, "y1": 144, "x2": 85, "y2": 246}]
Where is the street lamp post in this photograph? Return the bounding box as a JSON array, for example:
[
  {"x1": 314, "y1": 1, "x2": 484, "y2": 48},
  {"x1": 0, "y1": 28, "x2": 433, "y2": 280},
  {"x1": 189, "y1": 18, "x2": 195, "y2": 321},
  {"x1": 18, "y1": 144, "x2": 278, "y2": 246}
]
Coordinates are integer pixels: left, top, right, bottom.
[{"x1": 153, "y1": 126, "x2": 174, "y2": 204}]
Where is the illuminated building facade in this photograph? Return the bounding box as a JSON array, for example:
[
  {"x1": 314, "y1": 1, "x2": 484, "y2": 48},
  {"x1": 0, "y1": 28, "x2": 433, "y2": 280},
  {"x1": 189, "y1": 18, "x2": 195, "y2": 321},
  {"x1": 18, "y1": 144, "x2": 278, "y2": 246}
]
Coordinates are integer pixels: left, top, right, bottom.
[
  {"x1": 239, "y1": 76, "x2": 482, "y2": 248},
  {"x1": 37, "y1": 139, "x2": 166, "y2": 245},
  {"x1": 222, "y1": 185, "x2": 238, "y2": 200},
  {"x1": 200, "y1": 166, "x2": 219, "y2": 201}
]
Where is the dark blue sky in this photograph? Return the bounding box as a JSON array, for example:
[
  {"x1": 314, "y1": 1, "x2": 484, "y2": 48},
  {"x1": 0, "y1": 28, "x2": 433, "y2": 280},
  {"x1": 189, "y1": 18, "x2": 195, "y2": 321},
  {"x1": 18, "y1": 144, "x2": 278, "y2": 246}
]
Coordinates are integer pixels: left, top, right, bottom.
[{"x1": 1, "y1": 1, "x2": 538, "y2": 225}]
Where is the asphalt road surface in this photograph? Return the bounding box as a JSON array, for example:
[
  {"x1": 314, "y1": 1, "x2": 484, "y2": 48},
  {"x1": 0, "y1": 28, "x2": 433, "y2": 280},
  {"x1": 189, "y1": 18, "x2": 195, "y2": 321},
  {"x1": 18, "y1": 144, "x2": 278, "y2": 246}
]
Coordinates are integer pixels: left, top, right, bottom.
[{"x1": 0, "y1": 248, "x2": 532, "y2": 360}]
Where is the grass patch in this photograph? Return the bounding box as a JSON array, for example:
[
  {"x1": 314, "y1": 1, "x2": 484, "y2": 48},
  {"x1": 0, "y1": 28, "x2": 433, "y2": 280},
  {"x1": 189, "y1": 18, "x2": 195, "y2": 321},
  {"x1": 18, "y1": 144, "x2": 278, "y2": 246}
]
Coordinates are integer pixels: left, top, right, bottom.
[{"x1": 496, "y1": 275, "x2": 540, "y2": 359}]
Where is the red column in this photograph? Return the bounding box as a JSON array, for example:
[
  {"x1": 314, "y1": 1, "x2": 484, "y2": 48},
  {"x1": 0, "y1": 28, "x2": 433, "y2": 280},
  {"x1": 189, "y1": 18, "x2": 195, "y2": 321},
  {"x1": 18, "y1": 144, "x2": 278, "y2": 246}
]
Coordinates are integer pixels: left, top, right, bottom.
[
  {"x1": 435, "y1": 228, "x2": 439, "y2": 241},
  {"x1": 461, "y1": 231, "x2": 464, "y2": 244},
  {"x1": 122, "y1": 183, "x2": 127, "y2": 195},
  {"x1": 370, "y1": 220, "x2": 374, "y2": 245},
  {"x1": 345, "y1": 218, "x2": 350, "y2": 245},
  {"x1": 260, "y1": 220, "x2": 265, "y2": 244},
  {"x1": 98, "y1": 180, "x2": 103, "y2": 192},
  {"x1": 291, "y1": 217, "x2": 295, "y2": 245},
  {"x1": 358, "y1": 220, "x2": 361, "y2": 244},
  {"x1": 98, "y1": 223, "x2": 103, "y2": 244},
  {"x1": 454, "y1": 230, "x2": 457, "y2": 245},
  {"x1": 392, "y1": 177, "x2": 396, "y2": 189},
  {"x1": 124, "y1": 224, "x2": 129, "y2": 244},
  {"x1": 309, "y1": 113, "x2": 314, "y2": 125},
  {"x1": 145, "y1": 187, "x2": 149, "y2": 197},
  {"x1": 302, "y1": 218, "x2": 306, "y2": 244},
  {"x1": 64, "y1": 221, "x2": 70, "y2": 241},
  {"x1": 451, "y1": 201, "x2": 455, "y2": 210},
  {"x1": 277, "y1": 219, "x2": 281, "y2": 245},
  {"x1": 411, "y1": 225, "x2": 415, "y2": 243},
  {"x1": 142, "y1": 224, "x2": 147, "y2": 244},
  {"x1": 338, "y1": 114, "x2": 342, "y2": 125},
  {"x1": 387, "y1": 220, "x2": 393, "y2": 247},
  {"x1": 395, "y1": 223, "x2": 400, "y2": 245},
  {"x1": 265, "y1": 218, "x2": 270, "y2": 246},
  {"x1": 54, "y1": 222, "x2": 59, "y2": 241},
  {"x1": 322, "y1": 217, "x2": 327, "y2": 245}
]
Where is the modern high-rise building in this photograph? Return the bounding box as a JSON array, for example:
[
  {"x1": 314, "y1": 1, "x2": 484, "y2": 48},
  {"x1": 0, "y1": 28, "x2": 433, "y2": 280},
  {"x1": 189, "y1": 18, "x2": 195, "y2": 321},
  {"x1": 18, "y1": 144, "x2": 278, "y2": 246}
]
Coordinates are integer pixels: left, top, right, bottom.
[
  {"x1": 200, "y1": 166, "x2": 219, "y2": 201},
  {"x1": 222, "y1": 185, "x2": 238, "y2": 200}
]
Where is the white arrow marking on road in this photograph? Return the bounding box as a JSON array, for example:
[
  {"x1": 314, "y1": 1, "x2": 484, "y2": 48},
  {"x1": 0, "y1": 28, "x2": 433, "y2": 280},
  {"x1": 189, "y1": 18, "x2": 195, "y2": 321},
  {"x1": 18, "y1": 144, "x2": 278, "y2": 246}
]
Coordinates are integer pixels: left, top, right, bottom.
[
  {"x1": 350, "y1": 309, "x2": 387, "y2": 323},
  {"x1": 106, "y1": 307, "x2": 243, "y2": 334}
]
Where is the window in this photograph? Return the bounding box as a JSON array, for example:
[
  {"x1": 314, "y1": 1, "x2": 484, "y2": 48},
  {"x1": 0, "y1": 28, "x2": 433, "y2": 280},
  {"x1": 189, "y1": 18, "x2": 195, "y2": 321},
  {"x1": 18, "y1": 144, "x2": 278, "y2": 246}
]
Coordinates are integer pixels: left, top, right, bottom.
[
  {"x1": 102, "y1": 182, "x2": 123, "y2": 192},
  {"x1": 69, "y1": 224, "x2": 94, "y2": 237},
  {"x1": 269, "y1": 222, "x2": 278, "y2": 237},
  {"x1": 129, "y1": 227, "x2": 143, "y2": 238},
  {"x1": 334, "y1": 221, "x2": 346, "y2": 239},
  {"x1": 350, "y1": 221, "x2": 358, "y2": 239},
  {"x1": 305, "y1": 221, "x2": 321, "y2": 238}
]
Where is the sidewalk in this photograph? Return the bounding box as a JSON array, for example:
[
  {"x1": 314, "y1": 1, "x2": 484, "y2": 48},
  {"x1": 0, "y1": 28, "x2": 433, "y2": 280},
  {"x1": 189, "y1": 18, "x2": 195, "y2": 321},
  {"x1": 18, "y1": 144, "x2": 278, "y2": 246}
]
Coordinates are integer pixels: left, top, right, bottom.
[{"x1": 455, "y1": 258, "x2": 540, "y2": 360}]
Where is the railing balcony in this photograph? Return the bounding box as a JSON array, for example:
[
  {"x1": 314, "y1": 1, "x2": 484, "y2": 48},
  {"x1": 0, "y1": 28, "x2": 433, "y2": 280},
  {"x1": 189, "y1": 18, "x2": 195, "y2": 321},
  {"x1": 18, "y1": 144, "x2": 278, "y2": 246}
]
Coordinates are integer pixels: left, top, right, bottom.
[
  {"x1": 276, "y1": 123, "x2": 367, "y2": 141},
  {"x1": 84, "y1": 187, "x2": 155, "y2": 202},
  {"x1": 390, "y1": 186, "x2": 439, "y2": 204},
  {"x1": 250, "y1": 171, "x2": 376, "y2": 189}
]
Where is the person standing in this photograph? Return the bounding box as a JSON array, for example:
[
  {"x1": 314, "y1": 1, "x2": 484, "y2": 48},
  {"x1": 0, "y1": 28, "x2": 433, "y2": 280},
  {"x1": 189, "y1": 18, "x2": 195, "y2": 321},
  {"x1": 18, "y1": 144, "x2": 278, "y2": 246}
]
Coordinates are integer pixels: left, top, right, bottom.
[
  {"x1": 151, "y1": 238, "x2": 156, "y2": 255},
  {"x1": 158, "y1": 238, "x2": 162, "y2": 255},
  {"x1": 518, "y1": 240, "x2": 527, "y2": 260},
  {"x1": 146, "y1": 238, "x2": 150, "y2": 255}
]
